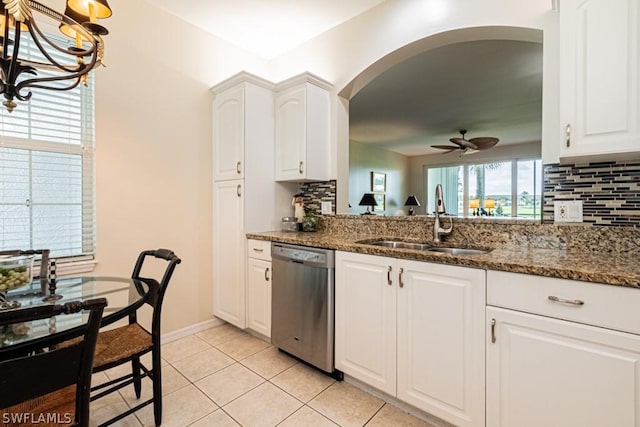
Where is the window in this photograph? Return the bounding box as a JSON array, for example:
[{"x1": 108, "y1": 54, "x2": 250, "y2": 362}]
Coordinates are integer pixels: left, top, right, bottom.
[
  {"x1": 0, "y1": 33, "x2": 95, "y2": 259},
  {"x1": 425, "y1": 159, "x2": 542, "y2": 219}
]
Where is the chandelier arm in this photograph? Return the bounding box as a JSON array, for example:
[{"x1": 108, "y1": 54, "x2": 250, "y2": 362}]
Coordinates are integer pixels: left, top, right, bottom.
[
  {"x1": 7, "y1": 24, "x2": 24, "y2": 86},
  {"x1": 15, "y1": 76, "x2": 82, "y2": 101},
  {"x1": 27, "y1": 18, "x2": 98, "y2": 74},
  {"x1": 1, "y1": 9, "x2": 10, "y2": 62},
  {"x1": 15, "y1": 64, "x2": 91, "y2": 98}
]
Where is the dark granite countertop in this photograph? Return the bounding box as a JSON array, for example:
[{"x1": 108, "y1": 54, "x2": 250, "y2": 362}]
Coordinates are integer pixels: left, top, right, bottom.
[{"x1": 247, "y1": 230, "x2": 640, "y2": 289}]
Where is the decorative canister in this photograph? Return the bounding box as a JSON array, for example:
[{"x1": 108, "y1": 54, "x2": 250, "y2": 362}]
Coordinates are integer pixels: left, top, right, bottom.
[{"x1": 281, "y1": 217, "x2": 298, "y2": 232}]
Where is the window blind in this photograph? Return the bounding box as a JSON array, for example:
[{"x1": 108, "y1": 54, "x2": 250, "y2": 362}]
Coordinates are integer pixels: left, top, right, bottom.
[{"x1": 0, "y1": 32, "x2": 95, "y2": 259}]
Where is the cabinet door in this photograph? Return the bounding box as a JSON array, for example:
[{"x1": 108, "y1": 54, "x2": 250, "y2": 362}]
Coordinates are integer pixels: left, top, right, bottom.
[
  {"x1": 335, "y1": 251, "x2": 396, "y2": 395},
  {"x1": 397, "y1": 261, "x2": 485, "y2": 427},
  {"x1": 213, "y1": 180, "x2": 245, "y2": 328},
  {"x1": 560, "y1": 0, "x2": 640, "y2": 159},
  {"x1": 487, "y1": 306, "x2": 640, "y2": 427},
  {"x1": 275, "y1": 86, "x2": 307, "y2": 181},
  {"x1": 213, "y1": 85, "x2": 245, "y2": 181},
  {"x1": 246, "y1": 257, "x2": 271, "y2": 338}
]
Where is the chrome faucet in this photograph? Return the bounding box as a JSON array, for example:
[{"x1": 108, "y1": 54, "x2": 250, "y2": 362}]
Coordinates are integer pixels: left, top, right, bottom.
[{"x1": 434, "y1": 184, "x2": 453, "y2": 243}]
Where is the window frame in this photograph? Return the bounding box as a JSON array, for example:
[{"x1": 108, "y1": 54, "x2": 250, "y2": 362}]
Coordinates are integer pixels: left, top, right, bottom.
[{"x1": 0, "y1": 34, "x2": 97, "y2": 272}]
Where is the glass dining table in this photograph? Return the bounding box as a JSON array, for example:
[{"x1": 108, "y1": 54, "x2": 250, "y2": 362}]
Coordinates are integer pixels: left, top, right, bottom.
[{"x1": 0, "y1": 276, "x2": 150, "y2": 357}]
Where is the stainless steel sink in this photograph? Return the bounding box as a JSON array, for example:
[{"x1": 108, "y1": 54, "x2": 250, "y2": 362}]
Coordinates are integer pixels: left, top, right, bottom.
[
  {"x1": 356, "y1": 239, "x2": 491, "y2": 255},
  {"x1": 358, "y1": 240, "x2": 434, "y2": 251},
  {"x1": 422, "y1": 247, "x2": 489, "y2": 255}
]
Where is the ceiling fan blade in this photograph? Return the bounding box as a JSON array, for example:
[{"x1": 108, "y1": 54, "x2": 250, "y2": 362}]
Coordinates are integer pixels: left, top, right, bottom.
[
  {"x1": 469, "y1": 136, "x2": 499, "y2": 145},
  {"x1": 431, "y1": 144, "x2": 460, "y2": 151},
  {"x1": 449, "y1": 137, "x2": 478, "y2": 149},
  {"x1": 470, "y1": 138, "x2": 499, "y2": 150},
  {"x1": 462, "y1": 148, "x2": 479, "y2": 155}
]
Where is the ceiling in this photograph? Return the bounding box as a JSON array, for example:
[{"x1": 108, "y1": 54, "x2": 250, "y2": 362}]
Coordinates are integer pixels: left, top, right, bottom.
[
  {"x1": 146, "y1": 2, "x2": 543, "y2": 158},
  {"x1": 146, "y1": 0, "x2": 385, "y2": 59},
  {"x1": 349, "y1": 39, "x2": 544, "y2": 156}
]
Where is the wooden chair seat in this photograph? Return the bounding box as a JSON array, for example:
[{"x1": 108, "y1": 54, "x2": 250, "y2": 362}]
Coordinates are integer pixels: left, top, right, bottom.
[
  {"x1": 1, "y1": 386, "x2": 75, "y2": 427},
  {"x1": 93, "y1": 323, "x2": 152, "y2": 370}
]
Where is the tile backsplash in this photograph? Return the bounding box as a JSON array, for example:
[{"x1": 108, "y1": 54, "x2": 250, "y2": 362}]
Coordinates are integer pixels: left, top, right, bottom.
[
  {"x1": 298, "y1": 180, "x2": 337, "y2": 215},
  {"x1": 543, "y1": 161, "x2": 640, "y2": 227}
]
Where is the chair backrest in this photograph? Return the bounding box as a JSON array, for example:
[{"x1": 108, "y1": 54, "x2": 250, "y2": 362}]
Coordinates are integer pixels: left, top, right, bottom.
[
  {"x1": 0, "y1": 298, "x2": 107, "y2": 426},
  {"x1": 130, "y1": 249, "x2": 181, "y2": 338}
]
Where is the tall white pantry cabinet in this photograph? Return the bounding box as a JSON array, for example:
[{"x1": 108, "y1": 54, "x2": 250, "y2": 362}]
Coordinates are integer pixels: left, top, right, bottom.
[{"x1": 212, "y1": 73, "x2": 280, "y2": 329}]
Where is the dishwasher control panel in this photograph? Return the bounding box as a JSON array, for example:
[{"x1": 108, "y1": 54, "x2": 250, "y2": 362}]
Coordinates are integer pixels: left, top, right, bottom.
[{"x1": 272, "y1": 243, "x2": 334, "y2": 268}]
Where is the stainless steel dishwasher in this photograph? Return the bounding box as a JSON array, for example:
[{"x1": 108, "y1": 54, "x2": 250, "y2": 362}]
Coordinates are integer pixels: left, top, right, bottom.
[{"x1": 271, "y1": 242, "x2": 342, "y2": 379}]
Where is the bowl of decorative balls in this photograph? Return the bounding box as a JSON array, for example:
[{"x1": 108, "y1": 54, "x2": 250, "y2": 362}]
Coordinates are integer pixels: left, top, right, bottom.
[{"x1": 0, "y1": 255, "x2": 34, "y2": 293}]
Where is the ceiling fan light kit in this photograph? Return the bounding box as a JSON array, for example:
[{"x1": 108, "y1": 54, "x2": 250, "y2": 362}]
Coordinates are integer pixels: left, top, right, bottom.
[{"x1": 431, "y1": 130, "x2": 499, "y2": 154}]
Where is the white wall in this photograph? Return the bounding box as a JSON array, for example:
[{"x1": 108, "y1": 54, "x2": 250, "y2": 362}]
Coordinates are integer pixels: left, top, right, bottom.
[
  {"x1": 93, "y1": 0, "x2": 267, "y2": 333},
  {"x1": 349, "y1": 141, "x2": 410, "y2": 216}
]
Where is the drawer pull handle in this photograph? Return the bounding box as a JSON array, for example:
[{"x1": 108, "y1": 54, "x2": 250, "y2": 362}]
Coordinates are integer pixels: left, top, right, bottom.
[
  {"x1": 236, "y1": 161, "x2": 242, "y2": 174},
  {"x1": 265, "y1": 267, "x2": 270, "y2": 281},
  {"x1": 299, "y1": 161, "x2": 304, "y2": 174},
  {"x1": 399, "y1": 268, "x2": 404, "y2": 288},
  {"x1": 548, "y1": 295, "x2": 584, "y2": 306},
  {"x1": 253, "y1": 248, "x2": 264, "y2": 253},
  {"x1": 387, "y1": 266, "x2": 392, "y2": 286}
]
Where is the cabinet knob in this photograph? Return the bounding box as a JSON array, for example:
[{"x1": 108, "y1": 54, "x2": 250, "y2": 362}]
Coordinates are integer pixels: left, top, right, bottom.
[{"x1": 299, "y1": 161, "x2": 304, "y2": 174}]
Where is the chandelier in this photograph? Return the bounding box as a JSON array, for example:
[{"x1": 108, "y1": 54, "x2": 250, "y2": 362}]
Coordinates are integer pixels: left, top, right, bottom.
[{"x1": 0, "y1": 0, "x2": 112, "y2": 112}]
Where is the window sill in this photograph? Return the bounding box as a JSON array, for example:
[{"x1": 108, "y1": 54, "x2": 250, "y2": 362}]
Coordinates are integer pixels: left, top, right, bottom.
[{"x1": 56, "y1": 258, "x2": 97, "y2": 276}]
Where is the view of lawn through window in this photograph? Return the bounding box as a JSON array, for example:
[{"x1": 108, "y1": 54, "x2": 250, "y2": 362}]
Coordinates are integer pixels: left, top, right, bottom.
[{"x1": 426, "y1": 159, "x2": 542, "y2": 219}]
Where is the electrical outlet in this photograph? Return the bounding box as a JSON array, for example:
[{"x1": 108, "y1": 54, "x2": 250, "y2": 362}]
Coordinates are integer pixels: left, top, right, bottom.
[
  {"x1": 321, "y1": 201, "x2": 332, "y2": 215},
  {"x1": 554, "y1": 200, "x2": 583, "y2": 223}
]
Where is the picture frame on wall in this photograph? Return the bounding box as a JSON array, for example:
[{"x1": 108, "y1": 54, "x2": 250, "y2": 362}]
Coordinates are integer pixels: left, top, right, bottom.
[
  {"x1": 371, "y1": 172, "x2": 386, "y2": 192},
  {"x1": 373, "y1": 193, "x2": 385, "y2": 212}
]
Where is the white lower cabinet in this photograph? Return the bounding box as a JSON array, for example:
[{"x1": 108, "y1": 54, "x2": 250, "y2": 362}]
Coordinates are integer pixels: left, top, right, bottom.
[
  {"x1": 335, "y1": 251, "x2": 486, "y2": 427},
  {"x1": 487, "y1": 271, "x2": 640, "y2": 427},
  {"x1": 246, "y1": 239, "x2": 271, "y2": 338}
]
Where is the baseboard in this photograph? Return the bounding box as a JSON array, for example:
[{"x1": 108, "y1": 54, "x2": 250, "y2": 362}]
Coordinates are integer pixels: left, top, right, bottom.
[{"x1": 162, "y1": 317, "x2": 225, "y2": 344}]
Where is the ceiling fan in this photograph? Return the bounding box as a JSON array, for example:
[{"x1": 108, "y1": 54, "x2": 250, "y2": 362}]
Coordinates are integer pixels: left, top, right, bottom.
[{"x1": 431, "y1": 130, "x2": 499, "y2": 154}]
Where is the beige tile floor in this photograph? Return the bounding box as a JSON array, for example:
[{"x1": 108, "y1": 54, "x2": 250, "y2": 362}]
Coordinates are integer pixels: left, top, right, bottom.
[{"x1": 90, "y1": 323, "x2": 438, "y2": 427}]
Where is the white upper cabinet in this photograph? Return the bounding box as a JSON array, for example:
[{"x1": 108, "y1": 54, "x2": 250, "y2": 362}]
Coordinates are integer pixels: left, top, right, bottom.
[
  {"x1": 559, "y1": 0, "x2": 640, "y2": 160},
  {"x1": 275, "y1": 73, "x2": 331, "y2": 182},
  {"x1": 213, "y1": 85, "x2": 245, "y2": 181}
]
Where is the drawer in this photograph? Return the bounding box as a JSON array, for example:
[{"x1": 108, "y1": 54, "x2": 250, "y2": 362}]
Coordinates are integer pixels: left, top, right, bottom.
[
  {"x1": 247, "y1": 239, "x2": 271, "y2": 261},
  {"x1": 487, "y1": 270, "x2": 640, "y2": 335}
]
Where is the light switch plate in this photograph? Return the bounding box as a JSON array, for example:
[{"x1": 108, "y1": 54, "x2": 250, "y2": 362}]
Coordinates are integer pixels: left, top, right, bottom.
[
  {"x1": 321, "y1": 201, "x2": 332, "y2": 215},
  {"x1": 554, "y1": 200, "x2": 583, "y2": 223}
]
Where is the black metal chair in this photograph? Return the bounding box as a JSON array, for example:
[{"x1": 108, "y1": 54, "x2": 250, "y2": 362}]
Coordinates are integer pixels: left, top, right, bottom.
[
  {"x1": 0, "y1": 298, "x2": 107, "y2": 427},
  {"x1": 90, "y1": 249, "x2": 181, "y2": 427}
]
